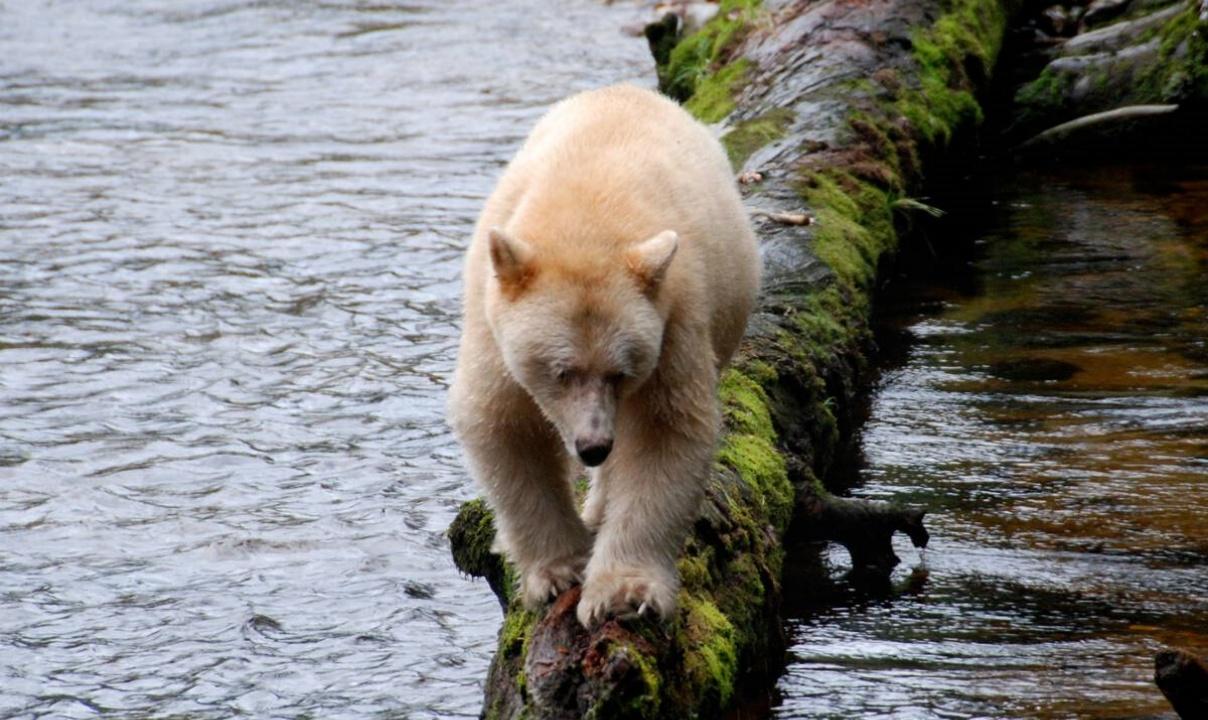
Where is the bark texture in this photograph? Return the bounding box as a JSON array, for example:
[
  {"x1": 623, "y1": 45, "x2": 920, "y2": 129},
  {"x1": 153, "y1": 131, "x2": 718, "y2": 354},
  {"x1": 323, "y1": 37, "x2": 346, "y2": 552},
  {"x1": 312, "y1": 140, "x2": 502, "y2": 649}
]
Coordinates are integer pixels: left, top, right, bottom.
[{"x1": 447, "y1": 0, "x2": 1012, "y2": 716}]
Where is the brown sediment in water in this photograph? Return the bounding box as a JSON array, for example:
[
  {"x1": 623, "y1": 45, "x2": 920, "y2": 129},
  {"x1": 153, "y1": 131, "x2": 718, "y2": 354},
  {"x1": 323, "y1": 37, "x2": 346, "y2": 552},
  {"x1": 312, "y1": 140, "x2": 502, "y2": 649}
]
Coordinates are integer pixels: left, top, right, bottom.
[{"x1": 775, "y1": 163, "x2": 1208, "y2": 718}]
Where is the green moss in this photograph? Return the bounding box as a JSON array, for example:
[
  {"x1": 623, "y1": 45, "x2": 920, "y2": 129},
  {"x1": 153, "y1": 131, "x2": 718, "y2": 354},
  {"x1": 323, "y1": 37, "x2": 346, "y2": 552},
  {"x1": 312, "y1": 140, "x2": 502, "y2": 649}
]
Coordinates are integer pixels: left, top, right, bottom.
[
  {"x1": 1014, "y1": 66, "x2": 1073, "y2": 114},
  {"x1": 447, "y1": 499, "x2": 494, "y2": 573},
  {"x1": 1143, "y1": 3, "x2": 1208, "y2": 104},
  {"x1": 708, "y1": 479, "x2": 759, "y2": 546},
  {"x1": 799, "y1": 169, "x2": 859, "y2": 218},
  {"x1": 622, "y1": 645, "x2": 662, "y2": 717},
  {"x1": 848, "y1": 112, "x2": 895, "y2": 157},
  {"x1": 844, "y1": 113, "x2": 907, "y2": 188},
  {"x1": 903, "y1": 80, "x2": 982, "y2": 146},
  {"x1": 761, "y1": 320, "x2": 844, "y2": 474},
  {"x1": 718, "y1": 368, "x2": 777, "y2": 441},
  {"x1": 496, "y1": 607, "x2": 539, "y2": 700},
  {"x1": 722, "y1": 555, "x2": 767, "y2": 608},
  {"x1": 677, "y1": 554, "x2": 712, "y2": 590},
  {"x1": 799, "y1": 171, "x2": 896, "y2": 290},
  {"x1": 1158, "y1": 3, "x2": 1199, "y2": 58},
  {"x1": 679, "y1": 595, "x2": 738, "y2": 710},
  {"x1": 662, "y1": 0, "x2": 763, "y2": 105},
  {"x1": 499, "y1": 607, "x2": 537, "y2": 659},
  {"x1": 809, "y1": 207, "x2": 881, "y2": 288},
  {"x1": 721, "y1": 107, "x2": 795, "y2": 168},
  {"x1": 790, "y1": 316, "x2": 840, "y2": 367},
  {"x1": 922, "y1": 0, "x2": 1003, "y2": 80},
  {"x1": 447, "y1": 498, "x2": 516, "y2": 606},
  {"x1": 716, "y1": 433, "x2": 793, "y2": 530},
  {"x1": 897, "y1": 0, "x2": 1006, "y2": 145},
  {"x1": 715, "y1": 365, "x2": 799, "y2": 530},
  {"x1": 683, "y1": 58, "x2": 752, "y2": 123},
  {"x1": 581, "y1": 641, "x2": 662, "y2": 719},
  {"x1": 737, "y1": 358, "x2": 778, "y2": 386}
]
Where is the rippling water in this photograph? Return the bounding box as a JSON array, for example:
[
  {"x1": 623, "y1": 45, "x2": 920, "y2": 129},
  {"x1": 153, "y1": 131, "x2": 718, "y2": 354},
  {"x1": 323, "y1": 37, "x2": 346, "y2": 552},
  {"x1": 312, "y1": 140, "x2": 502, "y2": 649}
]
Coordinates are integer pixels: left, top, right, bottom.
[
  {"x1": 776, "y1": 165, "x2": 1208, "y2": 718},
  {"x1": 0, "y1": 2, "x2": 651, "y2": 717}
]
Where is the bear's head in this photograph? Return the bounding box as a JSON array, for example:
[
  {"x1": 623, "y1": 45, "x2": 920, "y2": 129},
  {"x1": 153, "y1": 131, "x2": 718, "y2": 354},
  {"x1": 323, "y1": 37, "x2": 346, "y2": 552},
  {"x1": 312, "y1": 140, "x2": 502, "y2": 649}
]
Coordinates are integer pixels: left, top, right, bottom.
[{"x1": 484, "y1": 227, "x2": 677, "y2": 467}]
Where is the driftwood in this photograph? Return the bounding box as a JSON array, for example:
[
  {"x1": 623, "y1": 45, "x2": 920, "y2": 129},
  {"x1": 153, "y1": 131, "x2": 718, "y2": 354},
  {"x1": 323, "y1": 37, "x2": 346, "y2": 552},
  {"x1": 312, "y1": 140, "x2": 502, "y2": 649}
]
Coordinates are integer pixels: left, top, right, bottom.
[
  {"x1": 799, "y1": 494, "x2": 929, "y2": 573},
  {"x1": 1154, "y1": 647, "x2": 1208, "y2": 719},
  {"x1": 446, "y1": 0, "x2": 1015, "y2": 715},
  {"x1": 1013, "y1": 102, "x2": 1179, "y2": 152}
]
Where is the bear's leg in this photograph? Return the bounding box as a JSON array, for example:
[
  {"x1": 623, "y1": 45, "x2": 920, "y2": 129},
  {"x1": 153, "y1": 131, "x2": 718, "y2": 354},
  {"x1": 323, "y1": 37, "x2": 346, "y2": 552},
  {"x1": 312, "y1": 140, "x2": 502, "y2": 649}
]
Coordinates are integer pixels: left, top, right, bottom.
[
  {"x1": 576, "y1": 419, "x2": 713, "y2": 626},
  {"x1": 460, "y1": 420, "x2": 593, "y2": 610}
]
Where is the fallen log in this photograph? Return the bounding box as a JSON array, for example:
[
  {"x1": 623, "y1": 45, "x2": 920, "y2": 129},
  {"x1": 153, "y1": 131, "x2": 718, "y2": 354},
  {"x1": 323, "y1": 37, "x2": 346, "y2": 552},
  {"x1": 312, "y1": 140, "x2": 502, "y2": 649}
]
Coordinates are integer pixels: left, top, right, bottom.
[{"x1": 446, "y1": 0, "x2": 1012, "y2": 715}]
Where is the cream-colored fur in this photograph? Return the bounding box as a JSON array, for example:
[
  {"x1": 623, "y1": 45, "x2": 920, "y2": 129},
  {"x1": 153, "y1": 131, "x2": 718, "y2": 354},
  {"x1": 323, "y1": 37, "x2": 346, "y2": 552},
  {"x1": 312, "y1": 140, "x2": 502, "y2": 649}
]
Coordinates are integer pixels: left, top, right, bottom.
[{"x1": 448, "y1": 84, "x2": 760, "y2": 627}]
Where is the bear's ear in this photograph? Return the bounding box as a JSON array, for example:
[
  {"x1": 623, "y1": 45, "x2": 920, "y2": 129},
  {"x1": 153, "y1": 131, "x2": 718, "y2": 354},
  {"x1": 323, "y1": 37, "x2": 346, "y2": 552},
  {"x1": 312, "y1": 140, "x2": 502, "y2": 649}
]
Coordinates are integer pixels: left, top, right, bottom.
[
  {"x1": 488, "y1": 228, "x2": 536, "y2": 292},
  {"x1": 626, "y1": 230, "x2": 678, "y2": 293}
]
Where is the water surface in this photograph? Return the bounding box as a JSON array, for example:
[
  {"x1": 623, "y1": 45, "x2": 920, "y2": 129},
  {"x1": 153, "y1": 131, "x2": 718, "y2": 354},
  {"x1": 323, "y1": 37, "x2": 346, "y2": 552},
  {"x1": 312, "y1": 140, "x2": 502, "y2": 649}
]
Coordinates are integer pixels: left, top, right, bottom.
[
  {"x1": 0, "y1": 2, "x2": 651, "y2": 717},
  {"x1": 776, "y1": 164, "x2": 1208, "y2": 719}
]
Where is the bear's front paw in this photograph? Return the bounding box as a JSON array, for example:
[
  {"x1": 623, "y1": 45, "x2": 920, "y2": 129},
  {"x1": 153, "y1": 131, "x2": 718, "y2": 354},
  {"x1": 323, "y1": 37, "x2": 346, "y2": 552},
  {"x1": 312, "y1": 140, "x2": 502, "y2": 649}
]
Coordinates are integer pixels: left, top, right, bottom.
[
  {"x1": 519, "y1": 555, "x2": 585, "y2": 610},
  {"x1": 576, "y1": 564, "x2": 678, "y2": 627}
]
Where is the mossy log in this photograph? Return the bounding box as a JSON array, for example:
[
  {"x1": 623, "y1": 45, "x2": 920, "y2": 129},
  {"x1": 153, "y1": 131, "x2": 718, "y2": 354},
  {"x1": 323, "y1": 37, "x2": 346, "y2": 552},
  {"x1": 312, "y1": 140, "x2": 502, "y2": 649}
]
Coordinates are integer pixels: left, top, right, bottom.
[
  {"x1": 1010, "y1": 0, "x2": 1208, "y2": 144},
  {"x1": 447, "y1": 0, "x2": 1011, "y2": 716}
]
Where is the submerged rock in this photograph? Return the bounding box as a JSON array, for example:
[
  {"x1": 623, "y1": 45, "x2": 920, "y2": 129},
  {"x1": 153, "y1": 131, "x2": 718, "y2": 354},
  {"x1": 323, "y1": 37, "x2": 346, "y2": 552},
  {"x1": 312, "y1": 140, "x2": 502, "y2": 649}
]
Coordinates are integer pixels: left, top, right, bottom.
[{"x1": 987, "y1": 357, "x2": 1083, "y2": 381}]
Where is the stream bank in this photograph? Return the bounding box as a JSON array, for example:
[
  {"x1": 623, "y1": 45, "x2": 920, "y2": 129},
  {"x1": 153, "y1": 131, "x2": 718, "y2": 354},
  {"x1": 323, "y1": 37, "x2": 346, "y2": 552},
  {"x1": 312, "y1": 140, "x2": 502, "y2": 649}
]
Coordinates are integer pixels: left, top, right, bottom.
[{"x1": 995, "y1": 0, "x2": 1208, "y2": 154}]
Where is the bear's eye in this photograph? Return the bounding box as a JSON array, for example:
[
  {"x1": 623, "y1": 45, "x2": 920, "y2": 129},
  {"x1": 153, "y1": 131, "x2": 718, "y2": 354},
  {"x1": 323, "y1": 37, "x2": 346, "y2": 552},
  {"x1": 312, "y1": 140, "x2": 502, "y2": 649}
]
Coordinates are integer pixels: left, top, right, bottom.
[
  {"x1": 605, "y1": 372, "x2": 626, "y2": 385},
  {"x1": 553, "y1": 367, "x2": 573, "y2": 384}
]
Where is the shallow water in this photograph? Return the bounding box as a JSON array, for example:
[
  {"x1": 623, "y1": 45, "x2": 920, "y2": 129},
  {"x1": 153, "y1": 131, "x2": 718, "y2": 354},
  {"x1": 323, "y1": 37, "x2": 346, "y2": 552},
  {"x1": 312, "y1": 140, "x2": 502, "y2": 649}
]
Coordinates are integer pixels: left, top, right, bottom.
[
  {"x1": 0, "y1": 2, "x2": 651, "y2": 717},
  {"x1": 776, "y1": 165, "x2": 1208, "y2": 719}
]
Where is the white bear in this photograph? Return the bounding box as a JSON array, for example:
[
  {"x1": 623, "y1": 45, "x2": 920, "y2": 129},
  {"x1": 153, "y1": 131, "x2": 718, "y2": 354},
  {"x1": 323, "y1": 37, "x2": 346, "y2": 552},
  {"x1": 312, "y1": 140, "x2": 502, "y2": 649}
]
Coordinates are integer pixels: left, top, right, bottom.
[{"x1": 448, "y1": 84, "x2": 760, "y2": 627}]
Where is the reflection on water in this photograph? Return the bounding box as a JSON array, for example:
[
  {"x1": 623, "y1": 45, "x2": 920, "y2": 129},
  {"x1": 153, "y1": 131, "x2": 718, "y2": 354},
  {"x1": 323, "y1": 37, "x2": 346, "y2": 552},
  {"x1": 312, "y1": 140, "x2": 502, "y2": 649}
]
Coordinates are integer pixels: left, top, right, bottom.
[
  {"x1": 0, "y1": 1, "x2": 651, "y2": 717},
  {"x1": 777, "y1": 165, "x2": 1208, "y2": 719}
]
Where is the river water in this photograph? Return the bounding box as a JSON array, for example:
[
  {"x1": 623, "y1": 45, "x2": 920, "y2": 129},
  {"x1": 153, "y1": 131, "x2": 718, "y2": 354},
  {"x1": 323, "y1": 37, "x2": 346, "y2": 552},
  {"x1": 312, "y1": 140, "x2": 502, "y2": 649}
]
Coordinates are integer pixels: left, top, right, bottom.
[
  {"x1": 776, "y1": 165, "x2": 1208, "y2": 719},
  {"x1": 6, "y1": 3, "x2": 1207, "y2": 718},
  {"x1": 0, "y1": 1, "x2": 651, "y2": 717}
]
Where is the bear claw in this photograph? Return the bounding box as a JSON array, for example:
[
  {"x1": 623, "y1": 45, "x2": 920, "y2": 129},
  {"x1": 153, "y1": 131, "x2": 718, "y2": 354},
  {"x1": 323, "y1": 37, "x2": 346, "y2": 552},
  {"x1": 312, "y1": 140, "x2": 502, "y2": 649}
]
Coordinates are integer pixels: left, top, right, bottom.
[
  {"x1": 576, "y1": 566, "x2": 677, "y2": 627},
  {"x1": 519, "y1": 556, "x2": 584, "y2": 609}
]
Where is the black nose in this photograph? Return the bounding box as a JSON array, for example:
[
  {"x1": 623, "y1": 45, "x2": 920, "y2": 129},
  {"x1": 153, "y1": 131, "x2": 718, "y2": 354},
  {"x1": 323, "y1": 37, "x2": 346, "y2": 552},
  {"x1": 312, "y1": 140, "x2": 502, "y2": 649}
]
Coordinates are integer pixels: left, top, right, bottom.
[{"x1": 576, "y1": 440, "x2": 613, "y2": 467}]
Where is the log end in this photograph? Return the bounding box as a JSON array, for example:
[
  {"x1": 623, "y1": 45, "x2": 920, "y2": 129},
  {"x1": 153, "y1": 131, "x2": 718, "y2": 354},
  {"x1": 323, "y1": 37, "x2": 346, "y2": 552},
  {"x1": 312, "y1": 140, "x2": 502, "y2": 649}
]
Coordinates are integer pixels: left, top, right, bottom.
[{"x1": 447, "y1": 498, "x2": 511, "y2": 611}]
